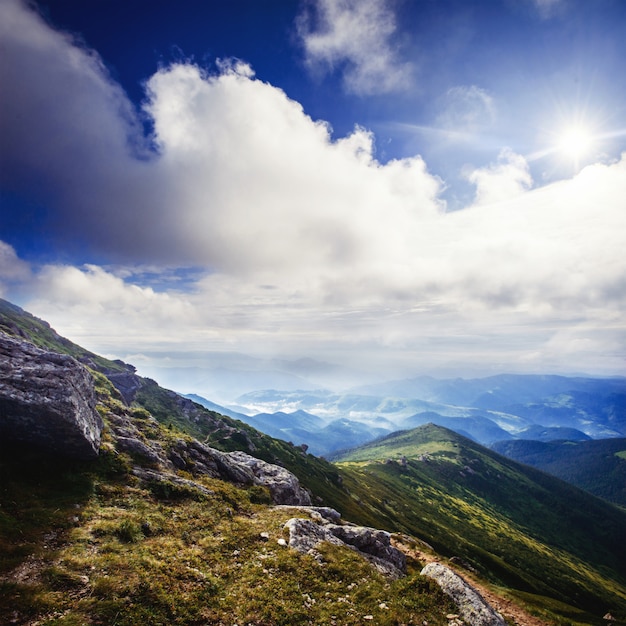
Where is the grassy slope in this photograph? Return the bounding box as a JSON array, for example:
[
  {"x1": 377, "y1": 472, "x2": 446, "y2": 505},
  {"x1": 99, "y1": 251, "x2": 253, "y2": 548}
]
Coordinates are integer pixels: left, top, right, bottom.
[
  {"x1": 3, "y1": 299, "x2": 626, "y2": 625},
  {"x1": 0, "y1": 382, "x2": 455, "y2": 626},
  {"x1": 332, "y1": 424, "x2": 626, "y2": 625},
  {"x1": 491, "y1": 438, "x2": 626, "y2": 508},
  {"x1": 0, "y1": 299, "x2": 127, "y2": 373}
]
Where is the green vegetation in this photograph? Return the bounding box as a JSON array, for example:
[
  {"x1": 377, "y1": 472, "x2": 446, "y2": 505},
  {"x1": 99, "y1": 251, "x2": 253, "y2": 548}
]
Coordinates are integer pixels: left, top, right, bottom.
[
  {"x1": 0, "y1": 440, "x2": 457, "y2": 625},
  {"x1": 3, "y1": 299, "x2": 626, "y2": 625},
  {"x1": 333, "y1": 425, "x2": 626, "y2": 625},
  {"x1": 132, "y1": 378, "x2": 358, "y2": 513},
  {"x1": 491, "y1": 438, "x2": 626, "y2": 508}
]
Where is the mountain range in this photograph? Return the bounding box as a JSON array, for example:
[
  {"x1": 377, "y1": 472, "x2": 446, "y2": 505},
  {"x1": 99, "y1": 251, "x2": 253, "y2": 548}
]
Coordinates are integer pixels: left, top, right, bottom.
[
  {"x1": 184, "y1": 370, "x2": 625, "y2": 459},
  {"x1": 1, "y1": 297, "x2": 626, "y2": 625}
]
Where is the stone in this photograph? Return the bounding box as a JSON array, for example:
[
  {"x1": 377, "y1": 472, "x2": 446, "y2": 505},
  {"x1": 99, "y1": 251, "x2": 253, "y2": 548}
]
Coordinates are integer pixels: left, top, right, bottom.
[
  {"x1": 0, "y1": 332, "x2": 103, "y2": 459},
  {"x1": 283, "y1": 517, "x2": 406, "y2": 578},
  {"x1": 329, "y1": 524, "x2": 406, "y2": 577},
  {"x1": 166, "y1": 439, "x2": 311, "y2": 505},
  {"x1": 225, "y1": 451, "x2": 312, "y2": 505},
  {"x1": 273, "y1": 506, "x2": 341, "y2": 523},
  {"x1": 421, "y1": 562, "x2": 506, "y2": 626}
]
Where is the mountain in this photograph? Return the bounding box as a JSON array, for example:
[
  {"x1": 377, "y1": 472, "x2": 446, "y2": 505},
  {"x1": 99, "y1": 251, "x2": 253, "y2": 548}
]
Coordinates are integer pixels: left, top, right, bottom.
[
  {"x1": 230, "y1": 372, "x2": 625, "y2": 450},
  {"x1": 331, "y1": 424, "x2": 626, "y2": 622},
  {"x1": 352, "y1": 373, "x2": 626, "y2": 439},
  {"x1": 402, "y1": 411, "x2": 513, "y2": 444},
  {"x1": 2, "y1": 298, "x2": 626, "y2": 625},
  {"x1": 491, "y1": 437, "x2": 626, "y2": 507},
  {"x1": 514, "y1": 425, "x2": 591, "y2": 441},
  {"x1": 186, "y1": 392, "x2": 393, "y2": 456}
]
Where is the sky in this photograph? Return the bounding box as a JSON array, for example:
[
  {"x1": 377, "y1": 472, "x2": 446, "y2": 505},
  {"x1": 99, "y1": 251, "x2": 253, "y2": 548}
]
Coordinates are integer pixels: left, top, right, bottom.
[{"x1": 1, "y1": 0, "x2": 625, "y2": 396}]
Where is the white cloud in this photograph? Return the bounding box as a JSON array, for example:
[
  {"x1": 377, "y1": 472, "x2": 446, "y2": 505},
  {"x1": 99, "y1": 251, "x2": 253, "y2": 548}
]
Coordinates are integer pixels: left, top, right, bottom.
[
  {"x1": 1, "y1": 0, "x2": 625, "y2": 380},
  {"x1": 297, "y1": 0, "x2": 413, "y2": 94},
  {"x1": 465, "y1": 148, "x2": 532, "y2": 205},
  {"x1": 0, "y1": 241, "x2": 31, "y2": 297},
  {"x1": 143, "y1": 61, "x2": 442, "y2": 275},
  {"x1": 437, "y1": 85, "x2": 496, "y2": 136}
]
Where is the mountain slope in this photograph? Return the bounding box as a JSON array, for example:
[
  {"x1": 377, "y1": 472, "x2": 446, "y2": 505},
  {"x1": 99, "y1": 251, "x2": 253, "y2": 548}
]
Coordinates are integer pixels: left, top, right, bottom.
[
  {"x1": 332, "y1": 424, "x2": 626, "y2": 623},
  {"x1": 2, "y1": 298, "x2": 626, "y2": 625},
  {"x1": 491, "y1": 437, "x2": 626, "y2": 507}
]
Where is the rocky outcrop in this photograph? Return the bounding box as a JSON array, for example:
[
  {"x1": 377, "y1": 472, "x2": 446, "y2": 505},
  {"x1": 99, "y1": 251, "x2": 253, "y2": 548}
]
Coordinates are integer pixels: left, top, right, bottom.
[
  {"x1": 284, "y1": 510, "x2": 406, "y2": 578},
  {"x1": 103, "y1": 363, "x2": 143, "y2": 405},
  {"x1": 0, "y1": 331, "x2": 103, "y2": 459},
  {"x1": 226, "y1": 451, "x2": 312, "y2": 505},
  {"x1": 103, "y1": 408, "x2": 310, "y2": 505},
  {"x1": 421, "y1": 562, "x2": 506, "y2": 626}
]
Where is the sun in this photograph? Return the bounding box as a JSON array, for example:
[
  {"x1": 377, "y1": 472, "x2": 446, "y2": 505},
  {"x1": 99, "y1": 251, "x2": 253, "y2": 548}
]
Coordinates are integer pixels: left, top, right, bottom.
[{"x1": 556, "y1": 124, "x2": 593, "y2": 160}]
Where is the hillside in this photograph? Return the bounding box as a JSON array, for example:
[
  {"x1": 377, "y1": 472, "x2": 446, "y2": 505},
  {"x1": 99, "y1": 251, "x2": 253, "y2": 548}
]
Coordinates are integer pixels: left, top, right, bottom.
[
  {"x1": 2, "y1": 298, "x2": 626, "y2": 625},
  {"x1": 332, "y1": 425, "x2": 626, "y2": 623},
  {"x1": 491, "y1": 438, "x2": 626, "y2": 508}
]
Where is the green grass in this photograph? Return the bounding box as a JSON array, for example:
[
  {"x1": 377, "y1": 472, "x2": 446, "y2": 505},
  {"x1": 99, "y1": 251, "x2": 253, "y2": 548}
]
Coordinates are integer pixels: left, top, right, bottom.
[
  {"x1": 0, "y1": 442, "x2": 459, "y2": 626},
  {"x1": 333, "y1": 425, "x2": 626, "y2": 625}
]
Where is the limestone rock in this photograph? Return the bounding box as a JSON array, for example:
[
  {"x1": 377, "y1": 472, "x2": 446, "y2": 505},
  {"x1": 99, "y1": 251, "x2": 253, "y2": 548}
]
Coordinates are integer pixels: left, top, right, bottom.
[
  {"x1": 0, "y1": 332, "x2": 103, "y2": 459},
  {"x1": 284, "y1": 517, "x2": 406, "y2": 578},
  {"x1": 421, "y1": 562, "x2": 506, "y2": 626},
  {"x1": 330, "y1": 524, "x2": 406, "y2": 577},
  {"x1": 226, "y1": 451, "x2": 312, "y2": 505}
]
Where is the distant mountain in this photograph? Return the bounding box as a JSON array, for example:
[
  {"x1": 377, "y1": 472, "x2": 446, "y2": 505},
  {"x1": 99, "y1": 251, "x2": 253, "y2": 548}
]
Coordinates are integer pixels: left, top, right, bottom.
[
  {"x1": 234, "y1": 373, "x2": 625, "y2": 448},
  {"x1": 402, "y1": 412, "x2": 513, "y2": 444},
  {"x1": 183, "y1": 393, "x2": 251, "y2": 421},
  {"x1": 352, "y1": 373, "x2": 626, "y2": 407},
  {"x1": 491, "y1": 437, "x2": 626, "y2": 507},
  {"x1": 186, "y1": 393, "x2": 391, "y2": 456},
  {"x1": 515, "y1": 424, "x2": 591, "y2": 441}
]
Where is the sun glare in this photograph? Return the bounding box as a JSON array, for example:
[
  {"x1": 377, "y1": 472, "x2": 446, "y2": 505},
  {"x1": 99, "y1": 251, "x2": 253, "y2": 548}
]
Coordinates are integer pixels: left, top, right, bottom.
[{"x1": 556, "y1": 125, "x2": 593, "y2": 160}]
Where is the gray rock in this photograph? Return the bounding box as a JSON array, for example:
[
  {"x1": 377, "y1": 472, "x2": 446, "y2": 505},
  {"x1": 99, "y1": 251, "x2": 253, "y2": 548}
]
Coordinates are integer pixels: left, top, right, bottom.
[
  {"x1": 115, "y1": 436, "x2": 166, "y2": 467},
  {"x1": 284, "y1": 517, "x2": 406, "y2": 578},
  {"x1": 284, "y1": 518, "x2": 346, "y2": 554},
  {"x1": 421, "y1": 562, "x2": 506, "y2": 626},
  {"x1": 274, "y1": 506, "x2": 342, "y2": 524},
  {"x1": 225, "y1": 451, "x2": 312, "y2": 505},
  {"x1": 329, "y1": 524, "x2": 406, "y2": 577},
  {"x1": 0, "y1": 332, "x2": 103, "y2": 459},
  {"x1": 167, "y1": 440, "x2": 310, "y2": 505}
]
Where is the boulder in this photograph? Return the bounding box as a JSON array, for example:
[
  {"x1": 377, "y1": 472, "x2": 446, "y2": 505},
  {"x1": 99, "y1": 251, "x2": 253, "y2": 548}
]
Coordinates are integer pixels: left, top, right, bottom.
[
  {"x1": 0, "y1": 332, "x2": 103, "y2": 459},
  {"x1": 329, "y1": 524, "x2": 406, "y2": 577},
  {"x1": 284, "y1": 516, "x2": 406, "y2": 578},
  {"x1": 226, "y1": 451, "x2": 312, "y2": 505},
  {"x1": 166, "y1": 440, "x2": 311, "y2": 505},
  {"x1": 421, "y1": 562, "x2": 506, "y2": 626}
]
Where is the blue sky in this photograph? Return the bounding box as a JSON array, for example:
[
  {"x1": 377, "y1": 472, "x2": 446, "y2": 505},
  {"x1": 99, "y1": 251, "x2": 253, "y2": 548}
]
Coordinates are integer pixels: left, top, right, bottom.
[{"x1": 1, "y1": 0, "x2": 625, "y2": 394}]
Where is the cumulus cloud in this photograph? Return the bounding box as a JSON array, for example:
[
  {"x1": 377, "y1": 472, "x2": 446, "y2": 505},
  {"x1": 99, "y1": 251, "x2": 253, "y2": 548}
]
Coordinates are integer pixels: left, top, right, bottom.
[
  {"x1": 465, "y1": 149, "x2": 532, "y2": 205},
  {"x1": 1, "y1": 0, "x2": 625, "y2": 378},
  {"x1": 0, "y1": 242, "x2": 31, "y2": 297},
  {"x1": 297, "y1": 0, "x2": 413, "y2": 94},
  {"x1": 0, "y1": 0, "x2": 440, "y2": 274}
]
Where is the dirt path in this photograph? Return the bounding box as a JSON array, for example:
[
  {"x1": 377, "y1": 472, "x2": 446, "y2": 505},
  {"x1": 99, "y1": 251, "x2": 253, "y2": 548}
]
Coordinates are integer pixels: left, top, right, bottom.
[{"x1": 393, "y1": 538, "x2": 551, "y2": 626}]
